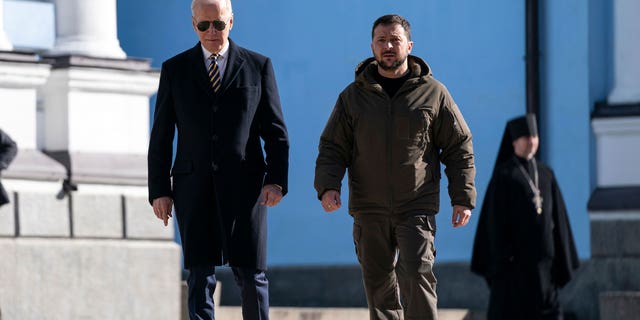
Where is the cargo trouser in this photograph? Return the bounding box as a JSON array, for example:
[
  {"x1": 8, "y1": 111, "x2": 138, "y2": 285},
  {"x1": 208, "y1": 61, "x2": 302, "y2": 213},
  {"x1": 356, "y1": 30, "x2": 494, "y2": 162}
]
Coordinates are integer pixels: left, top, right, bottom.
[{"x1": 353, "y1": 214, "x2": 438, "y2": 320}]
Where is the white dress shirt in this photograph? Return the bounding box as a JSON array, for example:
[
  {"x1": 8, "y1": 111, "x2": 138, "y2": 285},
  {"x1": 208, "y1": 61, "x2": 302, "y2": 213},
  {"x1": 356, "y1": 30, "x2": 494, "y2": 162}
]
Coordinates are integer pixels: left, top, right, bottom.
[{"x1": 201, "y1": 42, "x2": 230, "y2": 80}]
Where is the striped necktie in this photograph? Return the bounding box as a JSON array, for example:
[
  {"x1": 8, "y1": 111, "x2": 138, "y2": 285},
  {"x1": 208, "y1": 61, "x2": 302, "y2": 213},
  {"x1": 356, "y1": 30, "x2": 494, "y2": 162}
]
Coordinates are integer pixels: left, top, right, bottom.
[{"x1": 208, "y1": 54, "x2": 221, "y2": 93}]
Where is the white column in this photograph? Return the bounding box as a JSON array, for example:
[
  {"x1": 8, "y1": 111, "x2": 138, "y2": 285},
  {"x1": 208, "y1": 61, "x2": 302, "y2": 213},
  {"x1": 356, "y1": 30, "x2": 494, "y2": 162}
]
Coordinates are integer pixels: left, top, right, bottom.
[
  {"x1": 0, "y1": 0, "x2": 14, "y2": 50},
  {"x1": 49, "y1": 0, "x2": 126, "y2": 59},
  {"x1": 608, "y1": 0, "x2": 640, "y2": 104}
]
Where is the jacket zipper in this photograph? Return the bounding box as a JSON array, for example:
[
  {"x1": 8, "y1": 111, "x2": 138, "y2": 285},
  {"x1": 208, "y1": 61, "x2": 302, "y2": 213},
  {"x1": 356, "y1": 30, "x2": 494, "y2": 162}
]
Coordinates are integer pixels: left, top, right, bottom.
[{"x1": 387, "y1": 95, "x2": 395, "y2": 215}]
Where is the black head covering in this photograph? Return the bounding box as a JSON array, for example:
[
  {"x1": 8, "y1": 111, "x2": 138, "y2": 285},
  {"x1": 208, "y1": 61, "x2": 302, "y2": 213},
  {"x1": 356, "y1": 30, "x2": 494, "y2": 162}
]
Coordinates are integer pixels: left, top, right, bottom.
[{"x1": 493, "y1": 114, "x2": 538, "y2": 172}]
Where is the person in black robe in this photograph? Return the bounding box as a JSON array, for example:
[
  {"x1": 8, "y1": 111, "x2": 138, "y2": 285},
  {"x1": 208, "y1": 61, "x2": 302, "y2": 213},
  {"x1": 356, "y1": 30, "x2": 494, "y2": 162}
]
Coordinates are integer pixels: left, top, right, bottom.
[
  {"x1": 0, "y1": 128, "x2": 18, "y2": 207},
  {"x1": 471, "y1": 114, "x2": 579, "y2": 320}
]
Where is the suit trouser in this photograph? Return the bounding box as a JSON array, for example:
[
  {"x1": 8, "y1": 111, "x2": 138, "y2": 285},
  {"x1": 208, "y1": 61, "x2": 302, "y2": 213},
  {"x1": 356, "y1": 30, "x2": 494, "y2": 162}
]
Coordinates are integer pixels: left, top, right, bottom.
[
  {"x1": 353, "y1": 214, "x2": 438, "y2": 320},
  {"x1": 187, "y1": 265, "x2": 269, "y2": 320}
]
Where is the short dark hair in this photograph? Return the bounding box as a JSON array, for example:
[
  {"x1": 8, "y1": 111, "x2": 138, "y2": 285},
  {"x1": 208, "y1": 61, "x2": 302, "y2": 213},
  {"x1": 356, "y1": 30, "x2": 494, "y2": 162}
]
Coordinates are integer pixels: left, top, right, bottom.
[{"x1": 371, "y1": 14, "x2": 411, "y2": 40}]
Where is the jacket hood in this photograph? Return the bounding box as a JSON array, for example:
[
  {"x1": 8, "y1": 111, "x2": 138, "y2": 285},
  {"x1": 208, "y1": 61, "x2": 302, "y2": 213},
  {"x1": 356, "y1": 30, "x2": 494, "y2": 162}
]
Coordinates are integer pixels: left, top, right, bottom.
[{"x1": 354, "y1": 55, "x2": 432, "y2": 80}]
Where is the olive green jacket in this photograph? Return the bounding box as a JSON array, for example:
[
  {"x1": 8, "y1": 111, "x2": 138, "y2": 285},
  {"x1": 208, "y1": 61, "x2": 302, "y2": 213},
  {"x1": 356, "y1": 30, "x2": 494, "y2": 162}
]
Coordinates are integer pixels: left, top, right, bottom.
[{"x1": 314, "y1": 56, "x2": 476, "y2": 216}]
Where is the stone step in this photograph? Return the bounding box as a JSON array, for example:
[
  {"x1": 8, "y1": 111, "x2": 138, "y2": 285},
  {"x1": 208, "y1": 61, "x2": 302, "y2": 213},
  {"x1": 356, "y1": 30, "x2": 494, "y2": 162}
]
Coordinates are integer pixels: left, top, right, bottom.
[
  {"x1": 599, "y1": 291, "x2": 640, "y2": 320},
  {"x1": 180, "y1": 281, "x2": 485, "y2": 320},
  {"x1": 216, "y1": 306, "x2": 478, "y2": 320}
]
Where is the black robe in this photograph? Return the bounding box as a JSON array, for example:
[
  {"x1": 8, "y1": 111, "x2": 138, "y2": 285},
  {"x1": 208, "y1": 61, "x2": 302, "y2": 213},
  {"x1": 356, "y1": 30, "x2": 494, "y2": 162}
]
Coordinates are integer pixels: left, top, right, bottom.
[
  {"x1": 471, "y1": 156, "x2": 579, "y2": 320},
  {"x1": 0, "y1": 128, "x2": 18, "y2": 206}
]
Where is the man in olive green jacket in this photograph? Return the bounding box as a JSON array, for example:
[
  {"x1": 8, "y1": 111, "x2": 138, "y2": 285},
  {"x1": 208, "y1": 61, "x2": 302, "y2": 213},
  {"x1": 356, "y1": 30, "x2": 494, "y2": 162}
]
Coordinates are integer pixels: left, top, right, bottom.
[{"x1": 314, "y1": 14, "x2": 476, "y2": 320}]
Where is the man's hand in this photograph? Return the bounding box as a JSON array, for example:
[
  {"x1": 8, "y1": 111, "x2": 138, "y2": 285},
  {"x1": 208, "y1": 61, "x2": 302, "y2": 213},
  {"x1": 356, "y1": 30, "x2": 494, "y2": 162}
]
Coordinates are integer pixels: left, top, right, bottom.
[
  {"x1": 321, "y1": 190, "x2": 341, "y2": 213},
  {"x1": 152, "y1": 196, "x2": 174, "y2": 226},
  {"x1": 452, "y1": 205, "x2": 472, "y2": 228},
  {"x1": 261, "y1": 184, "x2": 283, "y2": 207}
]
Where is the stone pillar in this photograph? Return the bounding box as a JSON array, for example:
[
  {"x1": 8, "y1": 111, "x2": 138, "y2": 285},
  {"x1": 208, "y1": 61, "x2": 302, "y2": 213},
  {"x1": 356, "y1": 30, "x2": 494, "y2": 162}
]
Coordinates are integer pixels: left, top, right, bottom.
[
  {"x1": 0, "y1": 54, "x2": 67, "y2": 234},
  {"x1": 40, "y1": 57, "x2": 156, "y2": 166},
  {"x1": 591, "y1": 117, "x2": 640, "y2": 188},
  {"x1": 49, "y1": 0, "x2": 126, "y2": 59},
  {"x1": 21, "y1": 55, "x2": 182, "y2": 320},
  {"x1": 0, "y1": 52, "x2": 67, "y2": 241},
  {"x1": 589, "y1": 0, "x2": 640, "y2": 252},
  {"x1": 586, "y1": 1, "x2": 640, "y2": 319},
  {"x1": 0, "y1": 0, "x2": 14, "y2": 50},
  {"x1": 589, "y1": 0, "x2": 640, "y2": 248},
  {"x1": 608, "y1": 0, "x2": 640, "y2": 104}
]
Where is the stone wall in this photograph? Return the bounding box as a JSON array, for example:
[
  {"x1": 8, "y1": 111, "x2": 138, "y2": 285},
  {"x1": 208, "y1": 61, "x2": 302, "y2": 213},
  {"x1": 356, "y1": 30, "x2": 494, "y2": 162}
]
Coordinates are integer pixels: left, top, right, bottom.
[{"x1": 0, "y1": 180, "x2": 182, "y2": 320}]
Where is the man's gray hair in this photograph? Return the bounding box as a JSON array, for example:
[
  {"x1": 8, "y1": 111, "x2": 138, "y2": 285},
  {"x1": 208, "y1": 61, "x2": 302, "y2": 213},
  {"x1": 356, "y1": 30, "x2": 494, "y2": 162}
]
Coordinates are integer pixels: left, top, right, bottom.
[{"x1": 191, "y1": 0, "x2": 233, "y2": 18}]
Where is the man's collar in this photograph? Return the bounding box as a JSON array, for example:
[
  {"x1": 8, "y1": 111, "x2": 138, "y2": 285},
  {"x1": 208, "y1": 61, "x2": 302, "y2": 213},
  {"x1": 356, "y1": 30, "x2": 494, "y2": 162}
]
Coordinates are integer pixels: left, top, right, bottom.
[{"x1": 201, "y1": 41, "x2": 230, "y2": 59}]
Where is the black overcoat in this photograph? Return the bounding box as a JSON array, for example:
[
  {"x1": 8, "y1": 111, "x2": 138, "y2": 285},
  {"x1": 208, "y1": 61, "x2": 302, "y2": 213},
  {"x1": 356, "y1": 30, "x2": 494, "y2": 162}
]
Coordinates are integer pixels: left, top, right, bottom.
[
  {"x1": 0, "y1": 128, "x2": 17, "y2": 206},
  {"x1": 148, "y1": 40, "x2": 289, "y2": 269}
]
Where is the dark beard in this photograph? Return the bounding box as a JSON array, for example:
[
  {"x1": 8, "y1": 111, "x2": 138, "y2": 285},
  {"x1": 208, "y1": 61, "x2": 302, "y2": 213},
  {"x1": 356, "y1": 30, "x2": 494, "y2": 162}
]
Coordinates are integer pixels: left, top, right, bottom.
[{"x1": 377, "y1": 55, "x2": 407, "y2": 71}]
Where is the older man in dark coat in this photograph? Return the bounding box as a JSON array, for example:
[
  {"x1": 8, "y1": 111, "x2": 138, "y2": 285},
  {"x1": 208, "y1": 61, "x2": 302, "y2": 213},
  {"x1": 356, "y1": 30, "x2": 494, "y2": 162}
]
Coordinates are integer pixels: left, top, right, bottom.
[{"x1": 147, "y1": 0, "x2": 289, "y2": 319}]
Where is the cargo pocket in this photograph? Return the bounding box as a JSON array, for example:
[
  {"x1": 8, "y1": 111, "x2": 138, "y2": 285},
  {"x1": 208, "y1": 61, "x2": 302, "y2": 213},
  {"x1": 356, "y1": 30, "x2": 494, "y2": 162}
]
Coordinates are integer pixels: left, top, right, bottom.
[
  {"x1": 424, "y1": 215, "x2": 437, "y2": 235},
  {"x1": 419, "y1": 216, "x2": 437, "y2": 261},
  {"x1": 397, "y1": 215, "x2": 437, "y2": 278},
  {"x1": 352, "y1": 221, "x2": 362, "y2": 262},
  {"x1": 428, "y1": 215, "x2": 437, "y2": 259}
]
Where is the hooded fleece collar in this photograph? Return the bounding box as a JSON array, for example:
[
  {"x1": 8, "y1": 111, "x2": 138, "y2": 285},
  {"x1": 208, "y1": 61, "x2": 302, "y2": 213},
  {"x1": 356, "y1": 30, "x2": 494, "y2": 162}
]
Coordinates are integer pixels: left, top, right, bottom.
[{"x1": 354, "y1": 55, "x2": 433, "y2": 84}]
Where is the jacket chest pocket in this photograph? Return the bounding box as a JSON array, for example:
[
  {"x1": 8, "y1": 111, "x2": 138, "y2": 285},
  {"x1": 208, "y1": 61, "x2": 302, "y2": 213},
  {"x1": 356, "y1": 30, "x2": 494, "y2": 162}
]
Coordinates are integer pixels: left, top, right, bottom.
[{"x1": 396, "y1": 107, "x2": 432, "y2": 146}]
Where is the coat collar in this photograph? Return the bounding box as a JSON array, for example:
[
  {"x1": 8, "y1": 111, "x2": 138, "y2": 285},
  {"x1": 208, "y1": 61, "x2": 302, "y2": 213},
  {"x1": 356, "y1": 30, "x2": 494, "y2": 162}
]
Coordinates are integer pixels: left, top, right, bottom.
[
  {"x1": 220, "y1": 39, "x2": 245, "y2": 92},
  {"x1": 189, "y1": 39, "x2": 245, "y2": 97}
]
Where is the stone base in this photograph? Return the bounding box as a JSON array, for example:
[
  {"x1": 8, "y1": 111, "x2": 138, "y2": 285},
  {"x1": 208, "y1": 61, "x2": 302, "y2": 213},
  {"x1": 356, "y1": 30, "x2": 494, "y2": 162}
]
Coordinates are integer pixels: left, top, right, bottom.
[
  {"x1": 559, "y1": 258, "x2": 640, "y2": 320},
  {"x1": 591, "y1": 104, "x2": 640, "y2": 187},
  {"x1": 214, "y1": 265, "x2": 367, "y2": 308},
  {"x1": 214, "y1": 306, "x2": 479, "y2": 320},
  {"x1": 0, "y1": 183, "x2": 173, "y2": 240},
  {"x1": 590, "y1": 210, "x2": 640, "y2": 257},
  {"x1": 0, "y1": 197, "x2": 15, "y2": 236},
  {"x1": 213, "y1": 263, "x2": 489, "y2": 310},
  {"x1": 2, "y1": 149, "x2": 66, "y2": 182},
  {"x1": 0, "y1": 238, "x2": 181, "y2": 320},
  {"x1": 45, "y1": 151, "x2": 148, "y2": 186},
  {"x1": 599, "y1": 291, "x2": 640, "y2": 320}
]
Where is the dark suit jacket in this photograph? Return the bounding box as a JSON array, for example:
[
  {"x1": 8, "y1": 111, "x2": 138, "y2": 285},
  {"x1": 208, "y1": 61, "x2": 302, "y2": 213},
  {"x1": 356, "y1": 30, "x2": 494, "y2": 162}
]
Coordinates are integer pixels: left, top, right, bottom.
[
  {"x1": 0, "y1": 128, "x2": 18, "y2": 206},
  {"x1": 148, "y1": 40, "x2": 289, "y2": 269}
]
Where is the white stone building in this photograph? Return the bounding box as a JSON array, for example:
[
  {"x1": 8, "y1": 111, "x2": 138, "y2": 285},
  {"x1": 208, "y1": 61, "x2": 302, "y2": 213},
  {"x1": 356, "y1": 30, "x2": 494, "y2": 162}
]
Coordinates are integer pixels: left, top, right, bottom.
[{"x1": 0, "y1": 1, "x2": 181, "y2": 319}]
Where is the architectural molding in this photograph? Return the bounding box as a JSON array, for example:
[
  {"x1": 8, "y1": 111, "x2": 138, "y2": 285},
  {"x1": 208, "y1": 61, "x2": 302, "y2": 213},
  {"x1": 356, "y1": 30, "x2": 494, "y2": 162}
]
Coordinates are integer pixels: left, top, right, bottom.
[
  {"x1": 588, "y1": 186, "x2": 640, "y2": 211},
  {"x1": 0, "y1": 56, "x2": 50, "y2": 88},
  {"x1": 591, "y1": 117, "x2": 640, "y2": 186},
  {"x1": 592, "y1": 101, "x2": 640, "y2": 118},
  {"x1": 3, "y1": 149, "x2": 66, "y2": 182},
  {"x1": 45, "y1": 151, "x2": 147, "y2": 186},
  {"x1": 42, "y1": 59, "x2": 158, "y2": 95}
]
